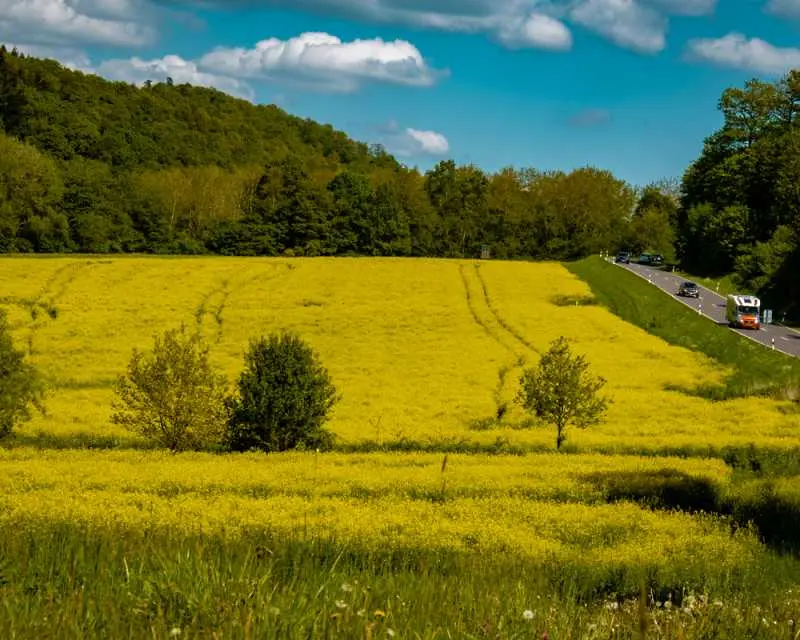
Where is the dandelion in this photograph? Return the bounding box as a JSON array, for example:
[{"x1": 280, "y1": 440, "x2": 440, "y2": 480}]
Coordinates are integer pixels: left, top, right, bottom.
[
  {"x1": 386, "y1": 629, "x2": 395, "y2": 637},
  {"x1": 341, "y1": 582, "x2": 353, "y2": 593},
  {"x1": 169, "y1": 629, "x2": 181, "y2": 638},
  {"x1": 523, "y1": 610, "x2": 535, "y2": 620},
  {"x1": 335, "y1": 600, "x2": 347, "y2": 609}
]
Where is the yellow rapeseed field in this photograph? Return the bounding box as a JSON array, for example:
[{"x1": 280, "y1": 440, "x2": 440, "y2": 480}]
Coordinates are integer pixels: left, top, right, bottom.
[
  {"x1": 0, "y1": 255, "x2": 795, "y2": 452},
  {"x1": 0, "y1": 448, "x2": 758, "y2": 577}
]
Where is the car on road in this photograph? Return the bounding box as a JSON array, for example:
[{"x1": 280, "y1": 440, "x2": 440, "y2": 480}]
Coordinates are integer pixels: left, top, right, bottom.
[
  {"x1": 615, "y1": 251, "x2": 631, "y2": 264},
  {"x1": 650, "y1": 254, "x2": 664, "y2": 266},
  {"x1": 677, "y1": 281, "x2": 699, "y2": 298}
]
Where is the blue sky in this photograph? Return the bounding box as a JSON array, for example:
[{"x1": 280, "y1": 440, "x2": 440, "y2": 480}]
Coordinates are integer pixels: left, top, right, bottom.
[{"x1": 2, "y1": 1, "x2": 800, "y2": 187}]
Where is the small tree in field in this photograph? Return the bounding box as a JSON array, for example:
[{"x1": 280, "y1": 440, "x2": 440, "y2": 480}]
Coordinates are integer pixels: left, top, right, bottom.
[
  {"x1": 0, "y1": 310, "x2": 44, "y2": 439},
  {"x1": 111, "y1": 324, "x2": 228, "y2": 451},
  {"x1": 225, "y1": 330, "x2": 338, "y2": 453},
  {"x1": 516, "y1": 336, "x2": 608, "y2": 450}
]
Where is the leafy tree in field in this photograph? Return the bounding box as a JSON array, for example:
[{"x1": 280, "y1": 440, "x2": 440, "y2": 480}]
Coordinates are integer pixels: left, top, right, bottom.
[
  {"x1": 111, "y1": 325, "x2": 228, "y2": 451},
  {"x1": 0, "y1": 310, "x2": 44, "y2": 439},
  {"x1": 516, "y1": 336, "x2": 609, "y2": 450},
  {"x1": 225, "y1": 330, "x2": 338, "y2": 453}
]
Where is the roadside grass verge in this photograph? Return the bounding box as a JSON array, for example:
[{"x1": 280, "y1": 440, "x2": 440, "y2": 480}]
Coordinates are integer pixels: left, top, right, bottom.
[{"x1": 565, "y1": 257, "x2": 800, "y2": 401}]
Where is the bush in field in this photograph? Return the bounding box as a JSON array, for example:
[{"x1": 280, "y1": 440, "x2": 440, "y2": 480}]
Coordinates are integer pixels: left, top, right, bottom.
[
  {"x1": 111, "y1": 324, "x2": 228, "y2": 451},
  {"x1": 225, "y1": 330, "x2": 338, "y2": 452},
  {"x1": 0, "y1": 310, "x2": 44, "y2": 439},
  {"x1": 517, "y1": 336, "x2": 609, "y2": 449}
]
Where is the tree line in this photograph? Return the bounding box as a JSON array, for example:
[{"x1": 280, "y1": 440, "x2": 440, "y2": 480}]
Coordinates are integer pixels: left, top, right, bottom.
[{"x1": 0, "y1": 47, "x2": 662, "y2": 261}]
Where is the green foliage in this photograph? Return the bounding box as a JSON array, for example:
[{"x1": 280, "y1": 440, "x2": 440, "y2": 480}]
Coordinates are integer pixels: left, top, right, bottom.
[
  {"x1": 2, "y1": 522, "x2": 800, "y2": 639},
  {"x1": 225, "y1": 330, "x2": 338, "y2": 453},
  {"x1": 679, "y1": 70, "x2": 800, "y2": 319},
  {"x1": 516, "y1": 336, "x2": 609, "y2": 449},
  {"x1": 111, "y1": 325, "x2": 228, "y2": 451},
  {"x1": 0, "y1": 49, "x2": 641, "y2": 263},
  {"x1": 0, "y1": 310, "x2": 44, "y2": 439},
  {"x1": 567, "y1": 257, "x2": 800, "y2": 400}
]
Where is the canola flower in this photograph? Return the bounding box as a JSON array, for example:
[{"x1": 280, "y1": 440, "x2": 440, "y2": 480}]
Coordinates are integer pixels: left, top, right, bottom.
[
  {"x1": 0, "y1": 255, "x2": 794, "y2": 453},
  {"x1": 0, "y1": 449, "x2": 759, "y2": 578}
]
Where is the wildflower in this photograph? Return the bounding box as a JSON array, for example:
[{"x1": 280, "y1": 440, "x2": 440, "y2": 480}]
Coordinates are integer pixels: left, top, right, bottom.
[
  {"x1": 712, "y1": 600, "x2": 723, "y2": 607},
  {"x1": 169, "y1": 629, "x2": 181, "y2": 638},
  {"x1": 664, "y1": 601, "x2": 672, "y2": 610},
  {"x1": 335, "y1": 600, "x2": 347, "y2": 609},
  {"x1": 523, "y1": 610, "x2": 535, "y2": 620},
  {"x1": 357, "y1": 609, "x2": 366, "y2": 617},
  {"x1": 341, "y1": 583, "x2": 353, "y2": 593},
  {"x1": 386, "y1": 629, "x2": 395, "y2": 637}
]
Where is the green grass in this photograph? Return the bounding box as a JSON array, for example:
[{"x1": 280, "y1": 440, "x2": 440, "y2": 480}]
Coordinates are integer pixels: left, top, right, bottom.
[
  {"x1": 566, "y1": 257, "x2": 800, "y2": 401},
  {"x1": 1, "y1": 522, "x2": 800, "y2": 639}
]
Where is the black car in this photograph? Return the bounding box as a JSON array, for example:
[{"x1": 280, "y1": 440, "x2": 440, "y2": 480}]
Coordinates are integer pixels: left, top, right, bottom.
[
  {"x1": 677, "y1": 281, "x2": 699, "y2": 298},
  {"x1": 650, "y1": 254, "x2": 664, "y2": 266},
  {"x1": 615, "y1": 251, "x2": 631, "y2": 264}
]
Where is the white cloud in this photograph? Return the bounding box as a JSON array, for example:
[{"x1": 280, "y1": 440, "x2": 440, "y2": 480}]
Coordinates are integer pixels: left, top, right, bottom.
[
  {"x1": 198, "y1": 32, "x2": 444, "y2": 92},
  {"x1": 378, "y1": 121, "x2": 450, "y2": 157},
  {"x1": 2, "y1": 42, "x2": 93, "y2": 70},
  {"x1": 569, "y1": 0, "x2": 667, "y2": 53},
  {"x1": 97, "y1": 55, "x2": 256, "y2": 99},
  {"x1": 495, "y1": 13, "x2": 572, "y2": 50},
  {"x1": 684, "y1": 32, "x2": 800, "y2": 75},
  {"x1": 404, "y1": 128, "x2": 450, "y2": 155},
  {"x1": 0, "y1": 0, "x2": 155, "y2": 48},
  {"x1": 766, "y1": 0, "x2": 800, "y2": 18},
  {"x1": 155, "y1": 0, "x2": 717, "y2": 53}
]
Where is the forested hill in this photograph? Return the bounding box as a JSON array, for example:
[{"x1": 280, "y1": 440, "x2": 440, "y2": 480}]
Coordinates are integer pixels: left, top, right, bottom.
[
  {"x1": 0, "y1": 46, "x2": 648, "y2": 260},
  {"x1": 0, "y1": 48, "x2": 394, "y2": 173}
]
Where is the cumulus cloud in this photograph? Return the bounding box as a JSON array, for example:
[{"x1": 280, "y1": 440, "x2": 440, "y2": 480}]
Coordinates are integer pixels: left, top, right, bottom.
[
  {"x1": 378, "y1": 121, "x2": 450, "y2": 157},
  {"x1": 198, "y1": 32, "x2": 444, "y2": 92},
  {"x1": 684, "y1": 33, "x2": 800, "y2": 75},
  {"x1": 2, "y1": 42, "x2": 93, "y2": 71},
  {"x1": 0, "y1": 0, "x2": 156, "y2": 48},
  {"x1": 152, "y1": 0, "x2": 717, "y2": 53},
  {"x1": 569, "y1": 0, "x2": 667, "y2": 54},
  {"x1": 97, "y1": 55, "x2": 256, "y2": 99},
  {"x1": 404, "y1": 128, "x2": 450, "y2": 155},
  {"x1": 766, "y1": 0, "x2": 800, "y2": 18},
  {"x1": 92, "y1": 32, "x2": 442, "y2": 98}
]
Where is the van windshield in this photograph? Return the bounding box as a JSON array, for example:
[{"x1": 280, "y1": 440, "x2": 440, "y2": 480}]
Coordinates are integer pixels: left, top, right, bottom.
[{"x1": 737, "y1": 306, "x2": 759, "y2": 315}]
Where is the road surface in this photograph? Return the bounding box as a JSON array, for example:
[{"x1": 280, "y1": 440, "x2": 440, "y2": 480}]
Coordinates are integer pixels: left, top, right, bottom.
[{"x1": 614, "y1": 261, "x2": 800, "y2": 359}]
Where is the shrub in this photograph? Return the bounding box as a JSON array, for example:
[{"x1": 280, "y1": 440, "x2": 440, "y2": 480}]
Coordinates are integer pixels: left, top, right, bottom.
[
  {"x1": 111, "y1": 324, "x2": 228, "y2": 451},
  {"x1": 0, "y1": 309, "x2": 44, "y2": 439},
  {"x1": 225, "y1": 330, "x2": 338, "y2": 452}
]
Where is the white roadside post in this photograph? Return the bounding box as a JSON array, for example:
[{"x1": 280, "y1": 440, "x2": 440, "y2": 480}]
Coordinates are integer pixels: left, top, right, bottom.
[
  {"x1": 772, "y1": 337, "x2": 775, "y2": 350},
  {"x1": 698, "y1": 302, "x2": 702, "y2": 315}
]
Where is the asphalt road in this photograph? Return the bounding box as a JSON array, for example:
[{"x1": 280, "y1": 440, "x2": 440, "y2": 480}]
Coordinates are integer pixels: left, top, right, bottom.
[{"x1": 614, "y1": 260, "x2": 800, "y2": 359}]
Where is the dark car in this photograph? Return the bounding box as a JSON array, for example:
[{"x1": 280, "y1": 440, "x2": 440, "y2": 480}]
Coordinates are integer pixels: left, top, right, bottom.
[
  {"x1": 638, "y1": 253, "x2": 652, "y2": 265},
  {"x1": 650, "y1": 254, "x2": 664, "y2": 266},
  {"x1": 678, "y1": 281, "x2": 699, "y2": 298},
  {"x1": 615, "y1": 251, "x2": 631, "y2": 264}
]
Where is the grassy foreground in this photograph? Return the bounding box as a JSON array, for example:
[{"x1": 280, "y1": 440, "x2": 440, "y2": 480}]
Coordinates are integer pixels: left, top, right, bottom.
[{"x1": 1, "y1": 523, "x2": 800, "y2": 639}]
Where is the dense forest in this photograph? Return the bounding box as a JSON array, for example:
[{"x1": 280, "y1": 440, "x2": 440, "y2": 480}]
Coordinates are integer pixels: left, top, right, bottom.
[
  {"x1": 0, "y1": 46, "x2": 798, "y2": 317},
  {"x1": 679, "y1": 71, "x2": 800, "y2": 319}
]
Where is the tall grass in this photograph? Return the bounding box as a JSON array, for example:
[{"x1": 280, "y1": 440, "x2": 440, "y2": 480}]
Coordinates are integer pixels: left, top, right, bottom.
[
  {"x1": 1, "y1": 523, "x2": 799, "y2": 639},
  {"x1": 566, "y1": 257, "x2": 800, "y2": 401}
]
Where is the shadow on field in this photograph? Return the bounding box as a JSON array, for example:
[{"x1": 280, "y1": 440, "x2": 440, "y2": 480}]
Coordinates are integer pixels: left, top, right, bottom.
[
  {"x1": 581, "y1": 467, "x2": 800, "y2": 556},
  {"x1": 579, "y1": 469, "x2": 719, "y2": 513},
  {"x1": 4, "y1": 431, "x2": 158, "y2": 451}
]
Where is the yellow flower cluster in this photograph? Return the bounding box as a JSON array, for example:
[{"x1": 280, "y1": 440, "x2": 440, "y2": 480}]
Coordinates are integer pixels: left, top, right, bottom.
[
  {"x1": 0, "y1": 449, "x2": 756, "y2": 575},
  {"x1": 0, "y1": 255, "x2": 793, "y2": 453}
]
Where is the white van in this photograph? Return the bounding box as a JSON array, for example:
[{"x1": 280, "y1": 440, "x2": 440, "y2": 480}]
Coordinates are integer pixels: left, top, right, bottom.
[{"x1": 726, "y1": 294, "x2": 760, "y2": 330}]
